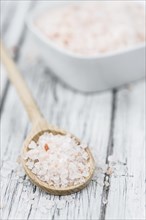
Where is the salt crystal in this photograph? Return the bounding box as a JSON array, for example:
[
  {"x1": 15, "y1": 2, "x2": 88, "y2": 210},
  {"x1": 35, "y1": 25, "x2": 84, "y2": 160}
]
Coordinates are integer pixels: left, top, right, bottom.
[
  {"x1": 106, "y1": 167, "x2": 113, "y2": 176},
  {"x1": 108, "y1": 155, "x2": 117, "y2": 163},
  {"x1": 104, "y1": 181, "x2": 110, "y2": 187},
  {"x1": 56, "y1": 200, "x2": 66, "y2": 209},
  {"x1": 98, "y1": 181, "x2": 104, "y2": 187},
  {"x1": 39, "y1": 206, "x2": 48, "y2": 213},
  {"x1": 18, "y1": 171, "x2": 25, "y2": 178},
  {"x1": 0, "y1": 202, "x2": 5, "y2": 209},
  {"x1": 26, "y1": 161, "x2": 34, "y2": 170},
  {"x1": 46, "y1": 200, "x2": 55, "y2": 209},
  {"x1": 80, "y1": 143, "x2": 87, "y2": 149},
  {"x1": 29, "y1": 193, "x2": 35, "y2": 200},
  {"x1": 28, "y1": 141, "x2": 37, "y2": 149},
  {"x1": 82, "y1": 152, "x2": 89, "y2": 160},
  {"x1": 30, "y1": 200, "x2": 35, "y2": 205},
  {"x1": 18, "y1": 178, "x2": 23, "y2": 183},
  {"x1": 65, "y1": 195, "x2": 75, "y2": 202},
  {"x1": 23, "y1": 154, "x2": 29, "y2": 160},
  {"x1": 16, "y1": 156, "x2": 21, "y2": 164},
  {"x1": 32, "y1": 168, "x2": 37, "y2": 174},
  {"x1": 26, "y1": 181, "x2": 31, "y2": 186},
  {"x1": 105, "y1": 176, "x2": 109, "y2": 181},
  {"x1": 32, "y1": 204, "x2": 38, "y2": 209},
  {"x1": 38, "y1": 169, "x2": 47, "y2": 176},
  {"x1": 82, "y1": 171, "x2": 89, "y2": 177},
  {"x1": 101, "y1": 164, "x2": 108, "y2": 173},
  {"x1": 102, "y1": 198, "x2": 108, "y2": 205}
]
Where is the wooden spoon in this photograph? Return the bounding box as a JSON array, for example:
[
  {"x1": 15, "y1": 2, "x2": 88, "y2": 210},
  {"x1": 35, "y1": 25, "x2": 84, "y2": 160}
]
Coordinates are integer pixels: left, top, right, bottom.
[{"x1": 0, "y1": 42, "x2": 95, "y2": 195}]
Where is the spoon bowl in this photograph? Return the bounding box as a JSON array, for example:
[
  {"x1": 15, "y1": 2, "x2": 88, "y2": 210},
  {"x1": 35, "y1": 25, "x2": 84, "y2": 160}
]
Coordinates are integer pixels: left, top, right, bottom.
[{"x1": 21, "y1": 120, "x2": 95, "y2": 195}]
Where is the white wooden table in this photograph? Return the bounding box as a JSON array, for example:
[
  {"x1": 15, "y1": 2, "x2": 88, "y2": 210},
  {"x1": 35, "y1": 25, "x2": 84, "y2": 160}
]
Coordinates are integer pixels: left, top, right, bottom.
[{"x1": 0, "y1": 1, "x2": 145, "y2": 220}]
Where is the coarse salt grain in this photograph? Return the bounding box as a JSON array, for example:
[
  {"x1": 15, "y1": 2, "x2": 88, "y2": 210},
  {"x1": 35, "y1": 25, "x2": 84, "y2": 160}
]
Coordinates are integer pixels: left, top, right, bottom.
[
  {"x1": 56, "y1": 200, "x2": 66, "y2": 209},
  {"x1": 102, "y1": 198, "x2": 108, "y2": 205},
  {"x1": 23, "y1": 132, "x2": 90, "y2": 188},
  {"x1": 28, "y1": 141, "x2": 37, "y2": 149}
]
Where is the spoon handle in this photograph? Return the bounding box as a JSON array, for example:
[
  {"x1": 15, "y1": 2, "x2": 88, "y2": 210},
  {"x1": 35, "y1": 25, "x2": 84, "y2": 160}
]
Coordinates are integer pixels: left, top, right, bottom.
[{"x1": 0, "y1": 41, "x2": 43, "y2": 124}]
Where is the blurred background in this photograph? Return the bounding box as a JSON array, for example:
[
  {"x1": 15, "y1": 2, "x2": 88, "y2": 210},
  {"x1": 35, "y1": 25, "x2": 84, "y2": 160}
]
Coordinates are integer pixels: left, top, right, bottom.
[{"x1": 1, "y1": 0, "x2": 145, "y2": 95}]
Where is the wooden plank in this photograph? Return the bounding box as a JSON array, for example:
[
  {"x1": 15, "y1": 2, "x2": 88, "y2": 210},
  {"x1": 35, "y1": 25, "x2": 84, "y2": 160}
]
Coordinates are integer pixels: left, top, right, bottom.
[
  {"x1": 1, "y1": 0, "x2": 17, "y2": 35},
  {"x1": 0, "y1": 1, "x2": 17, "y2": 104},
  {"x1": 0, "y1": 0, "x2": 34, "y2": 106},
  {"x1": 1, "y1": 32, "x2": 113, "y2": 220},
  {"x1": 2, "y1": 1, "x2": 32, "y2": 51},
  {"x1": 105, "y1": 81, "x2": 145, "y2": 220}
]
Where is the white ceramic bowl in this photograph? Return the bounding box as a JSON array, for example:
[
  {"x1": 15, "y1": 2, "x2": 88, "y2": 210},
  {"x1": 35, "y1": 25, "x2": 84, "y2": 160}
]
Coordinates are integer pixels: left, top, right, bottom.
[{"x1": 27, "y1": 2, "x2": 145, "y2": 92}]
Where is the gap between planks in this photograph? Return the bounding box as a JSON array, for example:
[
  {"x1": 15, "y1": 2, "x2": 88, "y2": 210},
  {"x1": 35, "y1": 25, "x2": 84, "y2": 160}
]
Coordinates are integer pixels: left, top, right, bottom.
[{"x1": 99, "y1": 89, "x2": 117, "y2": 220}]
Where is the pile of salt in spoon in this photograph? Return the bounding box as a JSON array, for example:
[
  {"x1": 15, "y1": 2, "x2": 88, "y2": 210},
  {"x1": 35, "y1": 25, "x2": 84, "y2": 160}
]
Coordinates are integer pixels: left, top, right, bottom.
[{"x1": 23, "y1": 132, "x2": 90, "y2": 188}]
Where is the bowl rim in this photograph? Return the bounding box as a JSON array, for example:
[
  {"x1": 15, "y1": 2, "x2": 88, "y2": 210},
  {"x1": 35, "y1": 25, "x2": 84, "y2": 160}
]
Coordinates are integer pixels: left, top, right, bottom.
[{"x1": 26, "y1": 1, "x2": 146, "y2": 60}]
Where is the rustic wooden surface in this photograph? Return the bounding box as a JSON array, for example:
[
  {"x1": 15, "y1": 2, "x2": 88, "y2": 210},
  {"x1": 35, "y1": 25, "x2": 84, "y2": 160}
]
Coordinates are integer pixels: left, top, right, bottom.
[{"x1": 0, "y1": 1, "x2": 145, "y2": 220}]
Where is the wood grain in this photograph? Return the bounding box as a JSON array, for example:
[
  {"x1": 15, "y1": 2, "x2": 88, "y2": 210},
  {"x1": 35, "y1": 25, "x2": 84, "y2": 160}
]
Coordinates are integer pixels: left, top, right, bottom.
[
  {"x1": 0, "y1": 1, "x2": 145, "y2": 219},
  {"x1": 0, "y1": 0, "x2": 34, "y2": 111},
  {"x1": 105, "y1": 82, "x2": 145, "y2": 220},
  {"x1": 1, "y1": 42, "x2": 43, "y2": 124}
]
